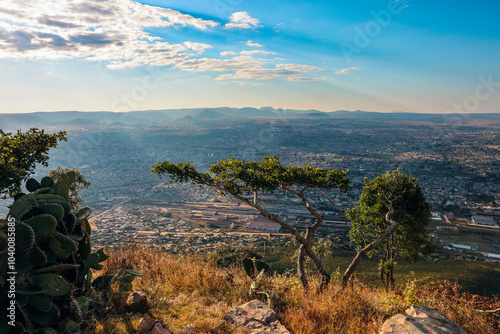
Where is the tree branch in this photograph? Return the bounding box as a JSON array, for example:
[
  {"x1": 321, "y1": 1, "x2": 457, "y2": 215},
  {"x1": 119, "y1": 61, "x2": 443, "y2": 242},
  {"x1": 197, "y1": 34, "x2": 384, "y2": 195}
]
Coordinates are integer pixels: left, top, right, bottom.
[
  {"x1": 282, "y1": 184, "x2": 323, "y2": 233},
  {"x1": 476, "y1": 307, "x2": 500, "y2": 314},
  {"x1": 227, "y1": 186, "x2": 330, "y2": 289}
]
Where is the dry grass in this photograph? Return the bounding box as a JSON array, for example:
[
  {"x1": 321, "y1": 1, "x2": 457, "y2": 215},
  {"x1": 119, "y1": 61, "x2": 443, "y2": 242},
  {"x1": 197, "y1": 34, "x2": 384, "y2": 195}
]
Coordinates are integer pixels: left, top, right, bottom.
[
  {"x1": 85, "y1": 247, "x2": 500, "y2": 334},
  {"x1": 86, "y1": 247, "x2": 250, "y2": 333}
]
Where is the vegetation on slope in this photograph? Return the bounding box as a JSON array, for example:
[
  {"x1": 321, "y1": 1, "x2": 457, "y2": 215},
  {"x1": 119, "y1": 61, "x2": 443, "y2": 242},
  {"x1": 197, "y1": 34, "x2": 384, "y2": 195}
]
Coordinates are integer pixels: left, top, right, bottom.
[{"x1": 87, "y1": 247, "x2": 500, "y2": 334}]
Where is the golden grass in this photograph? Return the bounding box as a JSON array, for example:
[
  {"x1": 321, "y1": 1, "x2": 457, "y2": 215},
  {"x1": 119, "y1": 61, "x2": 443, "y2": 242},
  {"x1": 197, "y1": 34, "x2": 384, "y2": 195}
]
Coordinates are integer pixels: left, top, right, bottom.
[{"x1": 86, "y1": 247, "x2": 499, "y2": 334}]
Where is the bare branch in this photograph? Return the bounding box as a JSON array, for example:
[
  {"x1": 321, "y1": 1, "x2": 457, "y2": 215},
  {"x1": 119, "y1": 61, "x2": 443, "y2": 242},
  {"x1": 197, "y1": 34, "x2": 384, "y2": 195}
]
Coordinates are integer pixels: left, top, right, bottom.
[
  {"x1": 476, "y1": 307, "x2": 500, "y2": 314},
  {"x1": 227, "y1": 186, "x2": 330, "y2": 289},
  {"x1": 282, "y1": 184, "x2": 323, "y2": 233}
]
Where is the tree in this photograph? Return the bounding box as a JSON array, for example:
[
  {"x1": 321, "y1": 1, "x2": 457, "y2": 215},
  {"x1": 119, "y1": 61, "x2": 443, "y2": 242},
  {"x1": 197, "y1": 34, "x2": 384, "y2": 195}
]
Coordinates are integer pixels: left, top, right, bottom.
[
  {"x1": 344, "y1": 169, "x2": 433, "y2": 291},
  {"x1": 49, "y1": 167, "x2": 91, "y2": 210},
  {"x1": 152, "y1": 156, "x2": 350, "y2": 291},
  {"x1": 0, "y1": 128, "x2": 67, "y2": 198}
]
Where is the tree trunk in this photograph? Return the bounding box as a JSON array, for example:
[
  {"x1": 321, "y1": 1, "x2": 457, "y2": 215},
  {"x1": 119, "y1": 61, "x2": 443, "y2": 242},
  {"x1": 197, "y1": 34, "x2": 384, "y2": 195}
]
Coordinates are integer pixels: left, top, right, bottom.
[
  {"x1": 341, "y1": 202, "x2": 397, "y2": 290},
  {"x1": 389, "y1": 269, "x2": 395, "y2": 291},
  {"x1": 282, "y1": 185, "x2": 330, "y2": 291},
  {"x1": 231, "y1": 190, "x2": 330, "y2": 291},
  {"x1": 297, "y1": 244, "x2": 308, "y2": 290}
]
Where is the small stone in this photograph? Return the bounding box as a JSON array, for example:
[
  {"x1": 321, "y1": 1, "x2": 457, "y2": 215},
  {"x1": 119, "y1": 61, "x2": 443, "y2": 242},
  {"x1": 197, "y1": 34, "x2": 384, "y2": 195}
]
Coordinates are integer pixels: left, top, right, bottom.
[
  {"x1": 127, "y1": 291, "x2": 148, "y2": 309},
  {"x1": 137, "y1": 318, "x2": 157, "y2": 332},
  {"x1": 151, "y1": 322, "x2": 170, "y2": 334}
]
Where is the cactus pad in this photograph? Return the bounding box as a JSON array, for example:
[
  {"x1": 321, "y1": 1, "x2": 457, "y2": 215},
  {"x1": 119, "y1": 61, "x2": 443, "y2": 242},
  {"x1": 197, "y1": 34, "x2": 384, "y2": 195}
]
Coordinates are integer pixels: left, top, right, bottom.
[
  {"x1": 28, "y1": 294, "x2": 53, "y2": 312},
  {"x1": 15, "y1": 222, "x2": 35, "y2": 253},
  {"x1": 34, "y1": 194, "x2": 71, "y2": 215},
  {"x1": 29, "y1": 274, "x2": 70, "y2": 297},
  {"x1": 40, "y1": 176, "x2": 55, "y2": 188},
  {"x1": 49, "y1": 232, "x2": 77, "y2": 259},
  {"x1": 23, "y1": 214, "x2": 57, "y2": 237},
  {"x1": 242, "y1": 257, "x2": 255, "y2": 279},
  {"x1": 28, "y1": 244, "x2": 47, "y2": 268},
  {"x1": 27, "y1": 304, "x2": 60, "y2": 327},
  {"x1": 26, "y1": 178, "x2": 41, "y2": 192},
  {"x1": 76, "y1": 207, "x2": 91, "y2": 221},
  {"x1": 36, "y1": 203, "x2": 65, "y2": 222}
]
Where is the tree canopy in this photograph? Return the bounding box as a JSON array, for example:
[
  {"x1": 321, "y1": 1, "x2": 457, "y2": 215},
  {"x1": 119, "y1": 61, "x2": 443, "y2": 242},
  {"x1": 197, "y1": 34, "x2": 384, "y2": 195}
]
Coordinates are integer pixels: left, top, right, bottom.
[
  {"x1": 154, "y1": 156, "x2": 350, "y2": 196},
  {"x1": 346, "y1": 169, "x2": 433, "y2": 290},
  {"x1": 0, "y1": 128, "x2": 67, "y2": 199},
  {"x1": 153, "y1": 155, "x2": 351, "y2": 290},
  {"x1": 49, "y1": 167, "x2": 91, "y2": 210}
]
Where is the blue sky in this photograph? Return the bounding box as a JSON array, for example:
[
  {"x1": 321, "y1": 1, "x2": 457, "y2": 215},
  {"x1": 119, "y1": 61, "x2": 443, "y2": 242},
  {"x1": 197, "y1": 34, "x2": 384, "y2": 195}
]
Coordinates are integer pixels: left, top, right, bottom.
[{"x1": 0, "y1": 0, "x2": 499, "y2": 113}]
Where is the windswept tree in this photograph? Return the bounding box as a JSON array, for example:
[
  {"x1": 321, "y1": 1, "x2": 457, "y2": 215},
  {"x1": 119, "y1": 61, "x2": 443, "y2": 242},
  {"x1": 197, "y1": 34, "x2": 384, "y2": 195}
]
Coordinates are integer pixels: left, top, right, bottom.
[
  {"x1": 49, "y1": 167, "x2": 91, "y2": 210},
  {"x1": 152, "y1": 156, "x2": 350, "y2": 290},
  {"x1": 344, "y1": 169, "x2": 433, "y2": 291},
  {"x1": 0, "y1": 128, "x2": 67, "y2": 199}
]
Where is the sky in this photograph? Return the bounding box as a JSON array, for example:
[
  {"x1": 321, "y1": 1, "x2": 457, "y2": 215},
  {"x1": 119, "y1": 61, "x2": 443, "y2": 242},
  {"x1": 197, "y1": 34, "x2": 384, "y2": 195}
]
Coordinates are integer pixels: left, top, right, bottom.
[{"x1": 0, "y1": 0, "x2": 499, "y2": 114}]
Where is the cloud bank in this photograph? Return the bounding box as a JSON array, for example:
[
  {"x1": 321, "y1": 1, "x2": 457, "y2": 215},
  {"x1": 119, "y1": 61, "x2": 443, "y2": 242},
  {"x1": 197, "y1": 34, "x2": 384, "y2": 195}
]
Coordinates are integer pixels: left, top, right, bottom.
[{"x1": 0, "y1": 1, "x2": 325, "y2": 82}]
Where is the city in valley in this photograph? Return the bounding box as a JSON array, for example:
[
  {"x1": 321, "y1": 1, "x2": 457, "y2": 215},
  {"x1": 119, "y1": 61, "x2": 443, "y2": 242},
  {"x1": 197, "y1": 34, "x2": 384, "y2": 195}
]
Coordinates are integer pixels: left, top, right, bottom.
[{"x1": 1, "y1": 109, "x2": 499, "y2": 262}]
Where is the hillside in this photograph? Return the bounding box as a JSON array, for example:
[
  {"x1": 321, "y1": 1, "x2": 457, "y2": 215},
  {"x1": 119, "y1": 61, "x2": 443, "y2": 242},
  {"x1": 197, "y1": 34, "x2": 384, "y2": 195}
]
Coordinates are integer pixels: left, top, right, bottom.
[{"x1": 86, "y1": 247, "x2": 500, "y2": 334}]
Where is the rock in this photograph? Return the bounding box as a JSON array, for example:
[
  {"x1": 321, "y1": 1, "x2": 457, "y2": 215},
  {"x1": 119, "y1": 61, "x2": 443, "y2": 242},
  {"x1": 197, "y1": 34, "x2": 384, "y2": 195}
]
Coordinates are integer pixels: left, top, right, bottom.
[
  {"x1": 127, "y1": 291, "x2": 148, "y2": 309},
  {"x1": 380, "y1": 305, "x2": 467, "y2": 334},
  {"x1": 151, "y1": 322, "x2": 170, "y2": 334},
  {"x1": 137, "y1": 317, "x2": 170, "y2": 333},
  {"x1": 225, "y1": 300, "x2": 291, "y2": 334},
  {"x1": 137, "y1": 318, "x2": 157, "y2": 332}
]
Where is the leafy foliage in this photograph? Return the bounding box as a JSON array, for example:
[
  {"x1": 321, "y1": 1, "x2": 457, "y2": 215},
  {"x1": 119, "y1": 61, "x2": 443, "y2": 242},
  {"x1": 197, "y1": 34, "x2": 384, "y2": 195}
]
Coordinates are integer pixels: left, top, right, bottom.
[
  {"x1": 49, "y1": 167, "x2": 91, "y2": 211},
  {"x1": 0, "y1": 128, "x2": 67, "y2": 199},
  {"x1": 152, "y1": 155, "x2": 350, "y2": 196},
  {"x1": 346, "y1": 169, "x2": 433, "y2": 290}
]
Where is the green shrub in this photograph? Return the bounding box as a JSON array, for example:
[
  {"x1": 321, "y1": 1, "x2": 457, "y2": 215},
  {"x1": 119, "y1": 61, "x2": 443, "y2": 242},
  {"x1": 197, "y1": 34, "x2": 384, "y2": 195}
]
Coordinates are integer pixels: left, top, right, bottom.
[{"x1": 208, "y1": 245, "x2": 262, "y2": 268}]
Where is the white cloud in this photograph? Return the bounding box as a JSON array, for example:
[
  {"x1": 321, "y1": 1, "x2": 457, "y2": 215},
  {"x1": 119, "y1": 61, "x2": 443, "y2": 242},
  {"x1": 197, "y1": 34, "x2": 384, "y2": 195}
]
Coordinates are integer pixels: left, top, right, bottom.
[
  {"x1": 0, "y1": 0, "x2": 218, "y2": 68},
  {"x1": 246, "y1": 40, "x2": 263, "y2": 47},
  {"x1": 240, "y1": 50, "x2": 276, "y2": 55},
  {"x1": 335, "y1": 67, "x2": 360, "y2": 75},
  {"x1": 277, "y1": 63, "x2": 325, "y2": 72},
  {"x1": 287, "y1": 76, "x2": 325, "y2": 82},
  {"x1": 225, "y1": 12, "x2": 260, "y2": 29},
  {"x1": 0, "y1": 0, "x2": 327, "y2": 83},
  {"x1": 177, "y1": 56, "x2": 325, "y2": 82},
  {"x1": 220, "y1": 51, "x2": 237, "y2": 56}
]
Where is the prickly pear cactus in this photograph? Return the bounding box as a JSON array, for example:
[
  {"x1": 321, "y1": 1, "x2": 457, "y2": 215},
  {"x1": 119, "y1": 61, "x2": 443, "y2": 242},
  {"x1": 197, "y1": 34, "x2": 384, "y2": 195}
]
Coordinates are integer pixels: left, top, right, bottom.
[{"x1": 0, "y1": 172, "x2": 109, "y2": 333}]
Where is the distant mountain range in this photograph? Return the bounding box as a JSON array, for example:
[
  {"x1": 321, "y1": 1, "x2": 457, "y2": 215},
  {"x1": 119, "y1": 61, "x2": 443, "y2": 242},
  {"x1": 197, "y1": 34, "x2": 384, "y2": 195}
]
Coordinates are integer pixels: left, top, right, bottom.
[{"x1": 1, "y1": 107, "x2": 499, "y2": 131}]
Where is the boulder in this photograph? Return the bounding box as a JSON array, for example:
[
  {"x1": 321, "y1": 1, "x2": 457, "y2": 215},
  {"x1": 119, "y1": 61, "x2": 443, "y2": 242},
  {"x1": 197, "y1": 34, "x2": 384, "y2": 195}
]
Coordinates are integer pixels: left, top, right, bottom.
[
  {"x1": 225, "y1": 299, "x2": 291, "y2": 334},
  {"x1": 380, "y1": 305, "x2": 467, "y2": 334}
]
